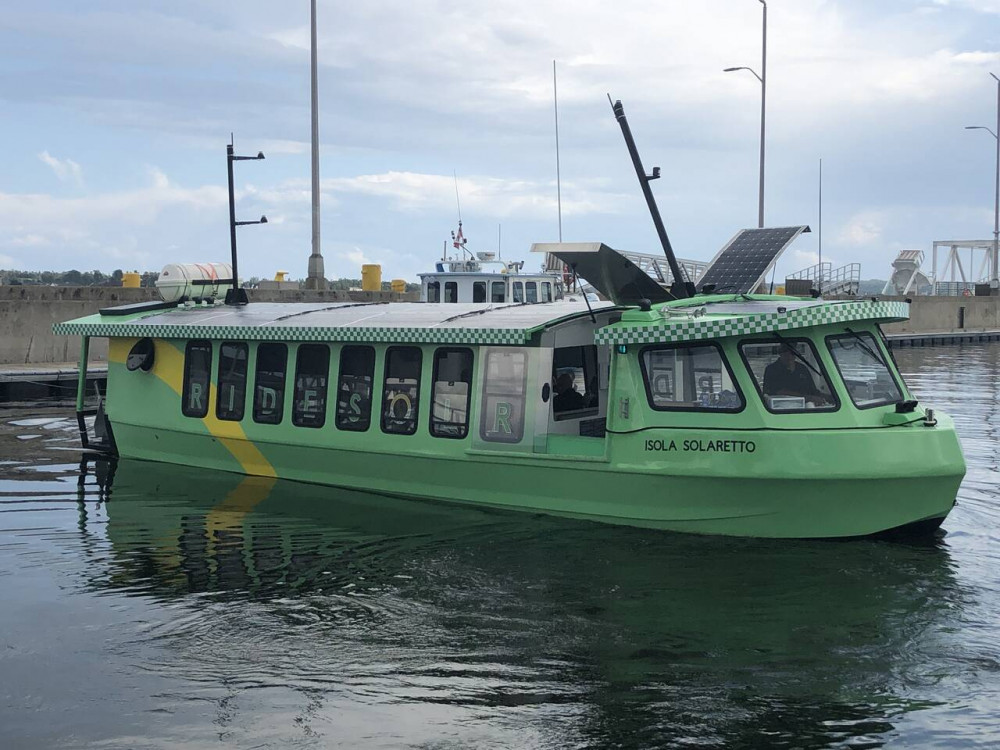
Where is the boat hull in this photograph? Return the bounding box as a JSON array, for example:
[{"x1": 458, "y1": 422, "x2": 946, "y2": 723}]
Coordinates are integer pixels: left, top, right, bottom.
[{"x1": 107, "y1": 417, "x2": 963, "y2": 539}]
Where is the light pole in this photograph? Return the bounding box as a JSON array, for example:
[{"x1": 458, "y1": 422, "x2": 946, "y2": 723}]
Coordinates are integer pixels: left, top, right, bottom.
[
  {"x1": 965, "y1": 72, "x2": 1000, "y2": 291},
  {"x1": 227, "y1": 140, "x2": 267, "y2": 306},
  {"x1": 724, "y1": 0, "x2": 767, "y2": 229}
]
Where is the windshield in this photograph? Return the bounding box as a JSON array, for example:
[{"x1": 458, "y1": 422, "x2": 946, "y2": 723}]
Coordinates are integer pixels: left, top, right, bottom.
[
  {"x1": 739, "y1": 339, "x2": 837, "y2": 412},
  {"x1": 826, "y1": 331, "x2": 903, "y2": 408}
]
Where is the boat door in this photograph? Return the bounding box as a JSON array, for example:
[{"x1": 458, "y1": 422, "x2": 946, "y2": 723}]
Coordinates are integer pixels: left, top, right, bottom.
[{"x1": 534, "y1": 318, "x2": 611, "y2": 457}]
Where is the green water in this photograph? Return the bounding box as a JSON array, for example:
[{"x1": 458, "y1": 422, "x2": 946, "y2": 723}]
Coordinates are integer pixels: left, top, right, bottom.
[{"x1": 1, "y1": 344, "x2": 998, "y2": 748}]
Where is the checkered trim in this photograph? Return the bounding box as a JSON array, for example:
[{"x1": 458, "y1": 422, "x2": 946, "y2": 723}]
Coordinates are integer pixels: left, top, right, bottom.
[
  {"x1": 594, "y1": 301, "x2": 910, "y2": 346},
  {"x1": 52, "y1": 321, "x2": 530, "y2": 345}
]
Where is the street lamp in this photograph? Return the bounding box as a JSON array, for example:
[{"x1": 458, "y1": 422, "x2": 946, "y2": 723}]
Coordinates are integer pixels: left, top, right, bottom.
[
  {"x1": 724, "y1": 0, "x2": 767, "y2": 229},
  {"x1": 964, "y1": 72, "x2": 1000, "y2": 291},
  {"x1": 226, "y1": 140, "x2": 267, "y2": 305}
]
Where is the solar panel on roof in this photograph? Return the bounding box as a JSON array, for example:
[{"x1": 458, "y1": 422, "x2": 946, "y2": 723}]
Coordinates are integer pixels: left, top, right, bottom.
[{"x1": 698, "y1": 226, "x2": 810, "y2": 294}]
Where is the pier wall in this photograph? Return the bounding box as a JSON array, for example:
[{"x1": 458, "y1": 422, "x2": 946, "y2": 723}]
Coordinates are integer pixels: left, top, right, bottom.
[
  {"x1": 878, "y1": 295, "x2": 1000, "y2": 334},
  {"x1": 0, "y1": 286, "x2": 416, "y2": 365}
]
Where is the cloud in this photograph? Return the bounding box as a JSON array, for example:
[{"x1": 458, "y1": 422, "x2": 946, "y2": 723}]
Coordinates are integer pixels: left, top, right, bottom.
[
  {"x1": 839, "y1": 212, "x2": 886, "y2": 247},
  {"x1": 38, "y1": 151, "x2": 83, "y2": 185}
]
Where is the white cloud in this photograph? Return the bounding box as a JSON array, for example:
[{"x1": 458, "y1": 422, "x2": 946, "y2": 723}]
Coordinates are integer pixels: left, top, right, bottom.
[
  {"x1": 0, "y1": 253, "x2": 17, "y2": 267},
  {"x1": 839, "y1": 212, "x2": 886, "y2": 247},
  {"x1": 38, "y1": 151, "x2": 83, "y2": 185}
]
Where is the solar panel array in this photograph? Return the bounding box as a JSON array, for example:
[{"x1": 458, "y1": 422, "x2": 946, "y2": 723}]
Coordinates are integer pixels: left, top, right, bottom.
[{"x1": 698, "y1": 226, "x2": 809, "y2": 294}]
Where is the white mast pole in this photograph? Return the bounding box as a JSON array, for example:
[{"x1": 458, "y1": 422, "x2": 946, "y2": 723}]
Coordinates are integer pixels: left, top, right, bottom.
[{"x1": 553, "y1": 60, "x2": 563, "y2": 243}]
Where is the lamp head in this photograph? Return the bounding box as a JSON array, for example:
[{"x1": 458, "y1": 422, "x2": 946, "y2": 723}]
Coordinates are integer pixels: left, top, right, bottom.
[
  {"x1": 260, "y1": 215, "x2": 268, "y2": 224},
  {"x1": 257, "y1": 152, "x2": 265, "y2": 160}
]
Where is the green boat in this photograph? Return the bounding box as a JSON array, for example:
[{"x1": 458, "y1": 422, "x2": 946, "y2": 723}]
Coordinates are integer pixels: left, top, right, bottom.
[
  {"x1": 53, "y1": 283, "x2": 964, "y2": 538},
  {"x1": 53, "y1": 101, "x2": 964, "y2": 539}
]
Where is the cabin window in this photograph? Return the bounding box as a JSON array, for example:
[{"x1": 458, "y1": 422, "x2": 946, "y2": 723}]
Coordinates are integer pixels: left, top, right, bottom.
[
  {"x1": 216, "y1": 342, "x2": 248, "y2": 421},
  {"x1": 525, "y1": 281, "x2": 538, "y2": 303},
  {"x1": 431, "y1": 348, "x2": 473, "y2": 438},
  {"x1": 335, "y1": 345, "x2": 375, "y2": 431},
  {"x1": 640, "y1": 343, "x2": 744, "y2": 412},
  {"x1": 473, "y1": 282, "x2": 487, "y2": 303},
  {"x1": 445, "y1": 281, "x2": 458, "y2": 303},
  {"x1": 480, "y1": 349, "x2": 527, "y2": 443},
  {"x1": 513, "y1": 282, "x2": 524, "y2": 303},
  {"x1": 427, "y1": 281, "x2": 440, "y2": 303},
  {"x1": 739, "y1": 339, "x2": 837, "y2": 412},
  {"x1": 381, "y1": 346, "x2": 422, "y2": 435},
  {"x1": 292, "y1": 344, "x2": 330, "y2": 428},
  {"x1": 554, "y1": 281, "x2": 565, "y2": 300},
  {"x1": 541, "y1": 282, "x2": 552, "y2": 302},
  {"x1": 826, "y1": 332, "x2": 903, "y2": 409},
  {"x1": 491, "y1": 281, "x2": 506, "y2": 303},
  {"x1": 182, "y1": 340, "x2": 213, "y2": 418},
  {"x1": 253, "y1": 343, "x2": 287, "y2": 424},
  {"x1": 552, "y1": 346, "x2": 599, "y2": 420}
]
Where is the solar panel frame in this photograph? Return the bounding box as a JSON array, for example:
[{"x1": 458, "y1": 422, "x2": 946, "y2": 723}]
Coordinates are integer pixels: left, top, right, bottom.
[{"x1": 698, "y1": 226, "x2": 811, "y2": 294}]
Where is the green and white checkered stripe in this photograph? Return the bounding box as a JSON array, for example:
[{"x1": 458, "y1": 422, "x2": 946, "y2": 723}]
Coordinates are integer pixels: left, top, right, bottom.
[
  {"x1": 594, "y1": 301, "x2": 910, "y2": 346},
  {"x1": 52, "y1": 321, "x2": 530, "y2": 345}
]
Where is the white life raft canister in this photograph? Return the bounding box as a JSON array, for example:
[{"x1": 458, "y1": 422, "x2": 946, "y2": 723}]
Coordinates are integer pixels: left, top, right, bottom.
[{"x1": 156, "y1": 262, "x2": 234, "y2": 302}]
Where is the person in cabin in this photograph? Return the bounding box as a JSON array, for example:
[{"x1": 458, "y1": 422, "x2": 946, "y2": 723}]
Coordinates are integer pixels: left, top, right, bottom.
[
  {"x1": 553, "y1": 372, "x2": 586, "y2": 413},
  {"x1": 763, "y1": 347, "x2": 826, "y2": 403}
]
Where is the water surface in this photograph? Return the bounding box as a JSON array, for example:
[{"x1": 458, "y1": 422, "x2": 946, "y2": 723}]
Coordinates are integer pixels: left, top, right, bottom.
[{"x1": 1, "y1": 344, "x2": 998, "y2": 748}]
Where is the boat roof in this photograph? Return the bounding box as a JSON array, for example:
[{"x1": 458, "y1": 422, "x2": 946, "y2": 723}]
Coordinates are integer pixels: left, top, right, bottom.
[
  {"x1": 53, "y1": 296, "x2": 910, "y2": 346},
  {"x1": 595, "y1": 297, "x2": 910, "y2": 346},
  {"x1": 53, "y1": 300, "x2": 619, "y2": 346}
]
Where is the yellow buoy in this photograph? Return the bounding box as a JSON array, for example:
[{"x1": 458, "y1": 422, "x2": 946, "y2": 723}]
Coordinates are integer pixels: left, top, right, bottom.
[
  {"x1": 391, "y1": 279, "x2": 406, "y2": 293},
  {"x1": 122, "y1": 271, "x2": 141, "y2": 288},
  {"x1": 361, "y1": 264, "x2": 382, "y2": 292}
]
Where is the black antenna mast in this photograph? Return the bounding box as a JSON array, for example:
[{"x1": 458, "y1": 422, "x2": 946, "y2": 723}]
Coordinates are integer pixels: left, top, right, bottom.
[
  {"x1": 226, "y1": 137, "x2": 267, "y2": 305},
  {"x1": 609, "y1": 96, "x2": 695, "y2": 299}
]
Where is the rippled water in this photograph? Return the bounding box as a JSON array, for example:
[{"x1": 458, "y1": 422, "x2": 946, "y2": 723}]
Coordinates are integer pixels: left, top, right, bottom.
[{"x1": 1, "y1": 344, "x2": 999, "y2": 749}]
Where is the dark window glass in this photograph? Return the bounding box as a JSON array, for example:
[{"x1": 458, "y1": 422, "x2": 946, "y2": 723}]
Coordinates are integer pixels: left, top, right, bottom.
[
  {"x1": 335, "y1": 346, "x2": 375, "y2": 431},
  {"x1": 491, "y1": 281, "x2": 506, "y2": 303},
  {"x1": 216, "y1": 342, "x2": 248, "y2": 421},
  {"x1": 445, "y1": 281, "x2": 458, "y2": 303},
  {"x1": 473, "y1": 282, "x2": 487, "y2": 303},
  {"x1": 292, "y1": 344, "x2": 330, "y2": 428},
  {"x1": 480, "y1": 349, "x2": 527, "y2": 443},
  {"x1": 640, "y1": 344, "x2": 744, "y2": 412},
  {"x1": 381, "y1": 347, "x2": 422, "y2": 435},
  {"x1": 253, "y1": 343, "x2": 287, "y2": 424},
  {"x1": 826, "y1": 332, "x2": 903, "y2": 408},
  {"x1": 513, "y1": 282, "x2": 524, "y2": 303},
  {"x1": 525, "y1": 281, "x2": 538, "y2": 303},
  {"x1": 427, "y1": 281, "x2": 440, "y2": 303},
  {"x1": 182, "y1": 340, "x2": 212, "y2": 418},
  {"x1": 431, "y1": 348, "x2": 473, "y2": 438},
  {"x1": 552, "y1": 346, "x2": 599, "y2": 420},
  {"x1": 541, "y1": 282, "x2": 552, "y2": 302},
  {"x1": 739, "y1": 339, "x2": 837, "y2": 412}
]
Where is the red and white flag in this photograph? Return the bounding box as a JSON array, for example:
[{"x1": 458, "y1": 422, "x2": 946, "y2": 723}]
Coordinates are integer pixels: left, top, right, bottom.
[{"x1": 452, "y1": 221, "x2": 465, "y2": 249}]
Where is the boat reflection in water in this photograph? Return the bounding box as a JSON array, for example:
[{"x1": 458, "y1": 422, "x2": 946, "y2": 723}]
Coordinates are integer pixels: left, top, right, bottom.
[{"x1": 80, "y1": 458, "x2": 963, "y2": 748}]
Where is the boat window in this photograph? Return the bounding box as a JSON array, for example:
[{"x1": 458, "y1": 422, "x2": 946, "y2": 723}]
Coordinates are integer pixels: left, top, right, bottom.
[
  {"x1": 292, "y1": 344, "x2": 330, "y2": 428},
  {"x1": 381, "y1": 346, "x2": 421, "y2": 435},
  {"x1": 739, "y1": 339, "x2": 837, "y2": 412},
  {"x1": 216, "y1": 342, "x2": 248, "y2": 421},
  {"x1": 181, "y1": 340, "x2": 212, "y2": 418},
  {"x1": 552, "y1": 346, "x2": 599, "y2": 420},
  {"x1": 554, "y1": 281, "x2": 564, "y2": 300},
  {"x1": 444, "y1": 281, "x2": 458, "y2": 303},
  {"x1": 431, "y1": 348, "x2": 473, "y2": 438},
  {"x1": 491, "y1": 281, "x2": 506, "y2": 303},
  {"x1": 427, "y1": 281, "x2": 440, "y2": 303},
  {"x1": 525, "y1": 281, "x2": 538, "y2": 303},
  {"x1": 480, "y1": 349, "x2": 527, "y2": 443},
  {"x1": 473, "y1": 281, "x2": 487, "y2": 303},
  {"x1": 253, "y1": 343, "x2": 287, "y2": 424},
  {"x1": 513, "y1": 282, "x2": 524, "y2": 303},
  {"x1": 826, "y1": 331, "x2": 903, "y2": 409},
  {"x1": 335, "y1": 345, "x2": 375, "y2": 431},
  {"x1": 541, "y1": 282, "x2": 552, "y2": 302},
  {"x1": 640, "y1": 343, "x2": 744, "y2": 412}
]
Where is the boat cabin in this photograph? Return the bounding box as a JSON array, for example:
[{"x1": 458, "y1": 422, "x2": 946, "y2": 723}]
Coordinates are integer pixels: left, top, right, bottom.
[{"x1": 418, "y1": 251, "x2": 565, "y2": 304}]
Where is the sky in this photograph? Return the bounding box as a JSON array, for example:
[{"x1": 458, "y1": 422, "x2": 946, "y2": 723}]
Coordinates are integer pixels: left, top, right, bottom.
[{"x1": 1, "y1": 0, "x2": 999, "y2": 284}]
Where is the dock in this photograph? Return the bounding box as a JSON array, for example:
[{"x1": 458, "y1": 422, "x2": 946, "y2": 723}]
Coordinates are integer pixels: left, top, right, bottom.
[
  {"x1": 0, "y1": 362, "x2": 107, "y2": 404},
  {"x1": 885, "y1": 330, "x2": 1000, "y2": 347}
]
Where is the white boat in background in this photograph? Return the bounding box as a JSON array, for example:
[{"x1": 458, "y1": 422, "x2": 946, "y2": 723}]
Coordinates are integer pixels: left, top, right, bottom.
[{"x1": 419, "y1": 222, "x2": 567, "y2": 304}]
